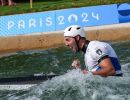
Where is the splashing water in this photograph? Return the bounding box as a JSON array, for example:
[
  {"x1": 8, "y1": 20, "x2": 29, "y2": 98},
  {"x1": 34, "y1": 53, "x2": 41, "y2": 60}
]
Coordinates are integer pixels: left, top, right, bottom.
[
  {"x1": 0, "y1": 41, "x2": 130, "y2": 100},
  {"x1": 5, "y1": 65, "x2": 130, "y2": 100}
]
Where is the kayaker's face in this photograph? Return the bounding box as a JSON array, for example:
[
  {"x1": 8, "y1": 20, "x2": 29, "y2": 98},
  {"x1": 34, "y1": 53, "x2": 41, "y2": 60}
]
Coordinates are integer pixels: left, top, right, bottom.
[{"x1": 64, "y1": 37, "x2": 78, "y2": 53}]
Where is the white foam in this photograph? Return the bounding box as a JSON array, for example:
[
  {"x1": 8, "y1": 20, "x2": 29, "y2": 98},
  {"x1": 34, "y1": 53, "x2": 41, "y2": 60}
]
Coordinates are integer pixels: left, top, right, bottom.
[
  {"x1": 5, "y1": 67, "x2": 130, "y2": 100},
  {"x1": 122, "y1": 63, "x2": 130, "y2": 77},
  {"x1": 0, "y1": 84, "x2": 35, "y2": 91},
  {"x1": 24, "y1": 95, "x2": 40, "y2": 100}
]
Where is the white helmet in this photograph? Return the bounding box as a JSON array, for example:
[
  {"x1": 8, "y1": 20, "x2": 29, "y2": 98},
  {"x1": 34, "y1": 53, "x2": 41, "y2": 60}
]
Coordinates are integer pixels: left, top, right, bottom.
[{"x1": 64, "y1": 25, "x2": 86, "y2": 38}]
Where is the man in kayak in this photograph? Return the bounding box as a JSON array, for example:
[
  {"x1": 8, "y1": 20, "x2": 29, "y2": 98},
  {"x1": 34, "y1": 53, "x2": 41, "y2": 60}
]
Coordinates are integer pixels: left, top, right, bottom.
[{"x1": 64, "y1": 25, "x2": 122, "y2": 77}]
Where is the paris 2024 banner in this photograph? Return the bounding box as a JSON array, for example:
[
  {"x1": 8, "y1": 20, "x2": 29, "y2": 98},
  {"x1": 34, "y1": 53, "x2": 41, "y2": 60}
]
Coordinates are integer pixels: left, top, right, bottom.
[{"x1": 0, "y1": 3, "x2": 130, "y2": 36}]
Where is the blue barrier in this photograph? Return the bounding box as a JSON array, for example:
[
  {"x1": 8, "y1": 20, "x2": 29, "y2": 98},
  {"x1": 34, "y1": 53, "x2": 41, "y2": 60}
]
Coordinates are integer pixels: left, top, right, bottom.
[
  {"x1": 0, "y1": 3, "x2": 129, "y2": 36},
  {"x1": 117, "y1": 3, "x2": 130, "y2": 23},
  {"x1": 0, "y1": 11, "x2": 55, "y2": 36},
  {"x1": 55, "y1": 4, "x2": 118, "y2": 30}
]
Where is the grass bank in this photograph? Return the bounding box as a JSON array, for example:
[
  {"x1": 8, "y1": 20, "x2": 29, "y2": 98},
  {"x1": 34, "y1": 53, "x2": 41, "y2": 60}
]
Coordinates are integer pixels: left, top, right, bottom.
[{"x1": 0, "y1": 0, "x2": 130, "y2": 16}]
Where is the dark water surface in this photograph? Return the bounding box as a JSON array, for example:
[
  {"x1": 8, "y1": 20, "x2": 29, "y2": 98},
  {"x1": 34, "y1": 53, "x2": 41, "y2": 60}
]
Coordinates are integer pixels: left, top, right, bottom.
[{"x1": 0, "y1": 41, "x2": 130, "y2": 100}]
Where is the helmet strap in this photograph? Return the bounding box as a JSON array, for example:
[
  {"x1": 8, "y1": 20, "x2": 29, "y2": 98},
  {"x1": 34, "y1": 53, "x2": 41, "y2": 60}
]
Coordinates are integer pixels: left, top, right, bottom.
[
  {"x1": 74, "y1": 36, "x2": 81, "y2": 52},
  {"x1": 81, "y1": 40, "x2": 90, "y2": 53}
]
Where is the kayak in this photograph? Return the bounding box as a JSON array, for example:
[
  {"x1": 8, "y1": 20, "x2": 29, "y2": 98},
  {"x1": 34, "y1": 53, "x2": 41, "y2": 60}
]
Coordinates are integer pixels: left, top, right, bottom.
[{"x1": 0, "y1": 73, "x2": 58, "y2": 90}]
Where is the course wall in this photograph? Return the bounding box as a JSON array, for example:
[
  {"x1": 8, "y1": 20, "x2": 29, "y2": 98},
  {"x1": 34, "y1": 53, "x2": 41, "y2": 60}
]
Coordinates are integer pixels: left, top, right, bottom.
[{"x1": 0, "y1": 23, "x2": 130, "y2": 53}]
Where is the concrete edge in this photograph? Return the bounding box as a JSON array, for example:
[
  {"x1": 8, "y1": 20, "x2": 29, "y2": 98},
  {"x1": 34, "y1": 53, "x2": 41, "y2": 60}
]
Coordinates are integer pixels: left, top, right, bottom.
[{"x1": 0, "y1": 23, "x2": 130, "y2": 54}]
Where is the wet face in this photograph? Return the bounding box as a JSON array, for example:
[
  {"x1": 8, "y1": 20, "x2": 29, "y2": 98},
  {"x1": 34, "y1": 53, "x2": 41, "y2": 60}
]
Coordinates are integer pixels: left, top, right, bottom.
[{"x1": 64, "y1": 37, "x2": 78, "y2": 53}]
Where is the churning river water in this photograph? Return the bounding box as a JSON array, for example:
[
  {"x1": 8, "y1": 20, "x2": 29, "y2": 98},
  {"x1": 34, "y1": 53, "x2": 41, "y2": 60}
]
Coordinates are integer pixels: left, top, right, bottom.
[{"x1": 0, "y1": 41, "x2": 130, "y2": 100}]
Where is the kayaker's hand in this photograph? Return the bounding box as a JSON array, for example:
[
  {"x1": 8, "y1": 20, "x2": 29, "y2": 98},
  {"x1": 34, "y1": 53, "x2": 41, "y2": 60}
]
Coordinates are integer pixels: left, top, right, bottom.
[{"x1": 71, "y1": 59, "x2": 81, "y2": 69}]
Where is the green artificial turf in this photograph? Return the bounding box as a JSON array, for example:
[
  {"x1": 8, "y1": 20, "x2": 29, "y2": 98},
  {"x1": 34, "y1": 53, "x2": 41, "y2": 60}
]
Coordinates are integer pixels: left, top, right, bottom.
[{"x1": 0, "y1": 0, "x2": 130, "y2": 16}]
